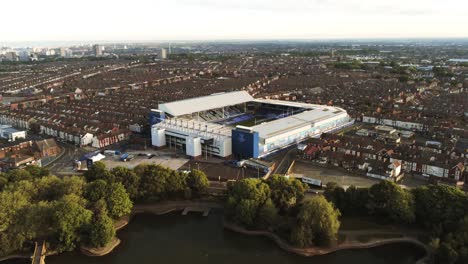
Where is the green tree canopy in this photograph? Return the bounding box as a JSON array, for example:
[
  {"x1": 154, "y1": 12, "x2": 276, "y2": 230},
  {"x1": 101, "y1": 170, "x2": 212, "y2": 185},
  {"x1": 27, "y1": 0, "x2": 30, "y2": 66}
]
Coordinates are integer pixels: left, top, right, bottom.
[
  {"x1": 138, "y1": 164, "x2": 171, "y2": 200},
  {"x1": 366, "y1": 181, "x2": 415, "y2": 224},
  {"x1": 324, "y1": 183, "x2": 369, "y2": 216},
  {"x1": 24, "y1": 165, "x2": 50, "y2": 178},
  {"x1": 85, "y1": 200, "x2": 115, "y2": 248},
  {"x1": 165, "y1": 170, "x2": 187, "y2": 195},
  {"x1": 0, "y1": 187, "x2": 31, "y2": 231},
  {"x1": 111, "y1": 166, "x2": 140, "y2": 200},
  {"x1": 84, "y1": 161, "x2": 114, "y2": 182},
  {"x1": 34, "y1": 175, "x2": 63, "y2": 201},
  {"x1": 85, "y1": 180, "x2": 109, "y2": 203},
  {"x1": 226, "y1": 178, "x2": 272, "y2": 227},
  {"x1": 343, "y1": 185, "x2": 369, "y2": 216},
  {"x1": 5, "y1": 169, "x2": 33, "y2": 182},
  {"x1": 0, "y1": 168, "x2": 130, "y2": 256},
  {"x1": 256, "y1": 198, "x2": 279, "y2": 230},
  {"x1": 266, "y1": 174, "x2": 307, "y2": 213},
  {"x1": 50, "y1": 194, "x2": 92, "y2": 252},
  {"x1": 60, "y1": 176, "x2": 86, "y2": 197},
  {"x1": 15, "y1": 201, "x2": 54, "y2": 241},
  {"x1": 186, "y1": 169, "x2": 209, "y2": 195},
  {"x1": 290, "y1": 196, "x2": 341, "y2": 247},
  {"x1": 0, "y1": 175, "x2": 7, "y2": 191},
  {"x1": 323, "y1": 182, "x2": 346, "y2": 212},
  {"x1": 412, "y1": 184, "x2": 467, "y2": 233},
  {"x1": 106, "y1": 182, "x2": 133, "y2": 219}
]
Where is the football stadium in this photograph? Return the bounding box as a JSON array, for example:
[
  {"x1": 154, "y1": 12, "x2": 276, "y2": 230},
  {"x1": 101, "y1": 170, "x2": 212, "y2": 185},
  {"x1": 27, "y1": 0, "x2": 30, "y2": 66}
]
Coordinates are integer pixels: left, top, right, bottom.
[{"x1": 150, "y1": 91, "x2": 353, "y2": 159}]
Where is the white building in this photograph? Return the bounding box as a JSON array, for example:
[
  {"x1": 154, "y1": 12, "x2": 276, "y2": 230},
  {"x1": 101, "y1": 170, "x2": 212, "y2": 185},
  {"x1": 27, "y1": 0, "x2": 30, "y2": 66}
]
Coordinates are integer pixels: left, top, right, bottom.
[
  {"x1": 156, "y1": 48, "x2": 167, "y2": 60},
  {"x1": 0, "y1": 125, "x2": 26, "y2": 141},
  {"x1": 93, "y1": 44, "x2": 103, "y2": 56},
  {"x1": 152, "y1": 118, "x2": 232, "y2": 158},
  {"x1": 151, "y1": 91, "x2": 352, "y2": 159}
]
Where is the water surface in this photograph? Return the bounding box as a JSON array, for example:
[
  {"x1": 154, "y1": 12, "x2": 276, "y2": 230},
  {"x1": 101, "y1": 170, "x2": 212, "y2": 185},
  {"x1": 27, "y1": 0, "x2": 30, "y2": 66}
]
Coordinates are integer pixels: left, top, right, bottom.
[{"x1": 5, "y1": 211, "x2": 425, "y2": 264}]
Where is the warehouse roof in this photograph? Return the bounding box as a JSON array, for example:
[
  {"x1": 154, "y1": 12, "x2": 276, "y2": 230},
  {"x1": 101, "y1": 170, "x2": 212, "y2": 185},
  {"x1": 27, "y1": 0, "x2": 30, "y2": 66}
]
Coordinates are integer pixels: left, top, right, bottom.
[{"x1": 158, "y1": 91, "x2": 254, "y2": 117}]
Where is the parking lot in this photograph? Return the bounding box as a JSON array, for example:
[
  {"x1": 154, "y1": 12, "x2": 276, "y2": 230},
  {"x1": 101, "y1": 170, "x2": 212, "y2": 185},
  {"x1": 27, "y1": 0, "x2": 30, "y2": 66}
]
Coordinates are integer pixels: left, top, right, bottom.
[
  {"x1": 100, "y1": 149, "x2": 189, "y2": 170},
  {"x1": 291, "y1": 160, "x2": 381, "y2": 188},
  {"x1": 179, "y1": 159, "x2": 262, "y2": 181}
]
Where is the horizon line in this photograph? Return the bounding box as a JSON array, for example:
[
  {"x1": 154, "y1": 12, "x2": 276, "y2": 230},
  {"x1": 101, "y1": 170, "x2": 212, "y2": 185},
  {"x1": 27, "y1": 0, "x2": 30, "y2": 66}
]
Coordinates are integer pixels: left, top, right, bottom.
[{"x1": 3, "y1": 36, "x2": 468, "y2": 44}]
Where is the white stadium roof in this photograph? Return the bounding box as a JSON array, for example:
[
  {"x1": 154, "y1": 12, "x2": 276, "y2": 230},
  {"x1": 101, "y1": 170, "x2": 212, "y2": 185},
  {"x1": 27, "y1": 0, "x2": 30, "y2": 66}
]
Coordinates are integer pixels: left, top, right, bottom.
[
  {"x1": 249, "y1": 107, "x2": 347, "y2": 140},
  {"x1": 158, "y1": 91, "x2": 254, "y2": 117}
]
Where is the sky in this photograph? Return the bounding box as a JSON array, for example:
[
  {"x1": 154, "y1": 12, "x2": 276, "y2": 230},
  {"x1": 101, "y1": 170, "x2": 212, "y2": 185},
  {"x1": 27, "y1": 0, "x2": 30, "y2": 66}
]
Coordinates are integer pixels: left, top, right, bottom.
[{"x1": 1, "y1": 0, "x2": 467, "y2": 42}]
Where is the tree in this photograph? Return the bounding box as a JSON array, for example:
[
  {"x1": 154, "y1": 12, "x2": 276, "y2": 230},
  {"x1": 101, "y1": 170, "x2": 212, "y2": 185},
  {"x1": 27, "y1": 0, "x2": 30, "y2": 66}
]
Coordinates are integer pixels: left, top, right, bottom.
[
  {"x1": 344, "y1": 185, "x2": 369, "y2": 216},
  {"x1": 325, "y1": 184, "x2": 370, "y2": 216},
  {"x1": 24, "y1": 165, "x2": 49, "y2": 178},
  {"x1": 85, "y1": 180, "x2": 109, "y2": 203},
  {"x1": 412, "y1": 184, "x2": 467, "y2": 233},
  {"x1": 226, "y1": 178, "x2": 271, "y2": 227},
  {"x1": 290, "y1": 223, "x2": 314, "y2": 248},
  {"x1": 367, "y1": 181, "x2": 415, "y2": 224},
  {"x1": 33, "y1": 175, "x2": 63, "y2": 201},
  {"x1": 138, "y1": 164, "x2": 171, "y2": 200},
  {"x1": 0, "y1": 230, "x2": 28, "y2": 256},
  {"x1": 0, "y1": 175, "x2": 7, "y2": 191},
  {"x1": 323, "y1": 182, "x2": 346, "y2": 213},
  {"x1": 431, "y1": 214, "x2": 468, "y2": 264},
  {"x1": 290, "y1": 196, "x2": 341, "y2": 247},
  {"x1": 86, "y1": 200, "x2": 115, "y2": 248},
  {"x1": 106, "y1": 183, "x2": 133, "y2": 219},
  {"x1": 84, "y1": 161, "x2": 114, "y2": 182},
  {"x1": 266, "y1": 174, "x2": 307, "y2": 213},
  {"x1": 0, "y1": 181, "x2": 34, "y2": 232},
  {"x1": 133, "y1": 163, "x2": 149, "y2": 177},
  {"x1": 111, "y1": 166, "x2": 140, "y2": 200},
  {"x1": 0, "y1": 169, "x2": 130, "y2": 255},
  {"x1": 15, "y1": 201, "x2": 54, "y2": 241},
  {"x1": 186, "y1": 169, "x2": 209, "y2": 195},
  {"x1": 256, "y1": 198, "x2": 278, "y2": 229},
  {"x1": 59, "y1": 176, "x2": 86, "y2": 198},
  {"x1": 165, "y1": 170, "x2": 187, "y2": 196},
  {"x1": 437, "y1": 242, "x2": 459, "y2": 264},
  {"x1": 50, "y1": 194, "x2": 92, "y2": 252},
  {"x1": 5, "y1": 169, "x2": 32, "y2": 182}
]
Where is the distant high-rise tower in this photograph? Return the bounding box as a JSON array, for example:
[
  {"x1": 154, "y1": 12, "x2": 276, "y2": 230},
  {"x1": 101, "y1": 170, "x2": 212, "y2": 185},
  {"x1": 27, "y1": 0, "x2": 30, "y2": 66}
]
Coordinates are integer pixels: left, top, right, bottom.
[
  {"x1": 59, "y1": 47, "x2": 67, "y2": 57},
  {"x1": 158, "y1": 48, "x2": 167, "y2": 59},
  {"x1": 93, "y1": 44, "x2": 103, "y2": 56},
  {"x1": 168, "y1": 43, "x2": 172, "y2": 54}
]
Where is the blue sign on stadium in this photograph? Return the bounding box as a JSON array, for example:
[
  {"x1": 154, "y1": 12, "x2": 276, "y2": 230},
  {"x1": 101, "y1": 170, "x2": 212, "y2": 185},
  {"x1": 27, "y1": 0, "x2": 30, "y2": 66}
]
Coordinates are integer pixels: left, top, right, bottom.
[{"x1": 232, "y1": 128, "x2": 259, "y2": 159}]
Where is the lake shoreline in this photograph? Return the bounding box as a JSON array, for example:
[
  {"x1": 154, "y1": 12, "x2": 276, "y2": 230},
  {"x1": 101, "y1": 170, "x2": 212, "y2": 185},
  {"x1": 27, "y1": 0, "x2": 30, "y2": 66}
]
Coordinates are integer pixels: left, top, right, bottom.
[
  {"x1": 0, "y1": 200, "x2": 431, "y2": 263},
  {"x1": 80, "y1": 237, "x2": 121, "y2": 257},
  {"x1": 0, "y1": 255, "x2": 30, "y2": 263},
  {"x1": 223, "y1": 221, "x2": 431, "y2": 263},
  {"x1": 80, "y1": 200, "x2": 223, "y2": 257}
]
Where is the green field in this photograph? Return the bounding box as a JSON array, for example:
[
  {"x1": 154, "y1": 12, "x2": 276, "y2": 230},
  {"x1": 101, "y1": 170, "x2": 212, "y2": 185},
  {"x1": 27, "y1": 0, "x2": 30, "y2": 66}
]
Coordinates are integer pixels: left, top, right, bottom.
[{"x1": 234, "y1": 117, "x2": 273, "y2": 127}]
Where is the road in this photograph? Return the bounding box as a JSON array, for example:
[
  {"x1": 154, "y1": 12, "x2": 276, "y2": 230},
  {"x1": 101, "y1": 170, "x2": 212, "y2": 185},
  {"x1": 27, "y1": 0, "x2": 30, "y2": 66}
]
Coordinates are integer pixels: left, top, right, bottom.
[{"x1": 47, "y1": 142, "x2": 87, "y2": 176}]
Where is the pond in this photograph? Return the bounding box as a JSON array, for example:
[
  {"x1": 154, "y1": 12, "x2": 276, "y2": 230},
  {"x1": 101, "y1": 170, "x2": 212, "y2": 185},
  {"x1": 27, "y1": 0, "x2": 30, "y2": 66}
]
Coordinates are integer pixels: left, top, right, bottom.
[{"x1": 5, "y1": 211, "x2": 426, "y2": 264}]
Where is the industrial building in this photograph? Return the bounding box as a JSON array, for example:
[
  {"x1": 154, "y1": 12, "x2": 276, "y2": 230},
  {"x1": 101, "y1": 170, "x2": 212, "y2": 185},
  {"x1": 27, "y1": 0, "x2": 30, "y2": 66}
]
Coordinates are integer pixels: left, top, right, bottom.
[{"x1": 151, "y1": 91, "x2": 353, "y2": 159}]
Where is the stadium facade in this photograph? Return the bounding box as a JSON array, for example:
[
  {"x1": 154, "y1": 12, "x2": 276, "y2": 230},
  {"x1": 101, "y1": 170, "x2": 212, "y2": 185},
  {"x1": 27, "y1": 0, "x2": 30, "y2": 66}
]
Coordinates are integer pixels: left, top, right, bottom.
[{"x1": 151, "y1": 91, "x2": 353, "y2": 159}]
